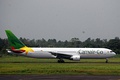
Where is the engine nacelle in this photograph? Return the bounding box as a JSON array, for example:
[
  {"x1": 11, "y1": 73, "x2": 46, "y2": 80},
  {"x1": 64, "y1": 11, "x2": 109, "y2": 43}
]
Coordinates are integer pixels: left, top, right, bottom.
[{"x1": 70, "y1": 55, "x2": 80, "y2": 61}]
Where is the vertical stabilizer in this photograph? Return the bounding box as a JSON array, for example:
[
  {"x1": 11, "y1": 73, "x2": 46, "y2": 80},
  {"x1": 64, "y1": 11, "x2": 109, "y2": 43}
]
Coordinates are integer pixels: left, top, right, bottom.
[{"x1": 5, "y1": 30, "x2": 25, "y2": 49}]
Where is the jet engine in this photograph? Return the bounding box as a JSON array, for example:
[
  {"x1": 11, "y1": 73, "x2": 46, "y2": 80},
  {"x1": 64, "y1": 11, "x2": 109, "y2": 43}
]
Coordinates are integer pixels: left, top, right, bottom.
[{"x1": 70, "y1": 55, "x2": 80, "y2": 61}]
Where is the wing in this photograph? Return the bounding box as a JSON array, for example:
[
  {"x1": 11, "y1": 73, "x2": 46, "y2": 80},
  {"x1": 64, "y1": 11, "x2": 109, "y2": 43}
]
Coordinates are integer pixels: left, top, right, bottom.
[{"x1": 49, "y1": 51, "x2": 72, "y2": 59}]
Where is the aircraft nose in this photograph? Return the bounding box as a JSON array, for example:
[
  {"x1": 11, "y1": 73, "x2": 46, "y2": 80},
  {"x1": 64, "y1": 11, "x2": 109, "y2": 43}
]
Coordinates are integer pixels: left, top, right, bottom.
[{"x1": 112, "y1": 52, "x2": 116, "y2": 56}]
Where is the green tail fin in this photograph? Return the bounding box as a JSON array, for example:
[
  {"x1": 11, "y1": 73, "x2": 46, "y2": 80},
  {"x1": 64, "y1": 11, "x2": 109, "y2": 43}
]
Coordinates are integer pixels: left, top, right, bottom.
[{"x1": 5, "y1": 30, "x2": 25, "y2": 49}]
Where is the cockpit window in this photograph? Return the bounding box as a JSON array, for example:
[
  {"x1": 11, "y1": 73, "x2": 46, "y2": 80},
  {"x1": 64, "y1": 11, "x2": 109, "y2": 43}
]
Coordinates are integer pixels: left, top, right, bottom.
[{"x1": 110, "y1": 51, "x2": 113, "y2": 53}]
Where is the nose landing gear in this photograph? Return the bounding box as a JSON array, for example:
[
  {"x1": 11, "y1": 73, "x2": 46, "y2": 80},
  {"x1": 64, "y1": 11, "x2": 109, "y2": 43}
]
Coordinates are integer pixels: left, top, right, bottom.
[{"x1": 106, "y1": 58, "x2": 108, "y2": 63}]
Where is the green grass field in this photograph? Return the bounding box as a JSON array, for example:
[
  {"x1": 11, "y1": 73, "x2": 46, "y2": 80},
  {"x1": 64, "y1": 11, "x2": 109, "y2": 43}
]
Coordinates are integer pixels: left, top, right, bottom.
[{"x1": 0, "y1": 55, "x2": 120, "y2": 75}]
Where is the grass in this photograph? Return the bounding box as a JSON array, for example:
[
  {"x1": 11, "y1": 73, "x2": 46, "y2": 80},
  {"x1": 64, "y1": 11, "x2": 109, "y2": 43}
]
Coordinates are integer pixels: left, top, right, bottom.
[{"x1": 0, "y1": 55, "x2": 120, "y2": 75}]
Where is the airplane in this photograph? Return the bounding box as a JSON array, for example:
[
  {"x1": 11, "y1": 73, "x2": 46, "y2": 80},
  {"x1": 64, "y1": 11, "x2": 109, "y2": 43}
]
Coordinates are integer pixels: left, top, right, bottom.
[{"x1": 5, "y1": 30, "x2": 116, "y2": 63}]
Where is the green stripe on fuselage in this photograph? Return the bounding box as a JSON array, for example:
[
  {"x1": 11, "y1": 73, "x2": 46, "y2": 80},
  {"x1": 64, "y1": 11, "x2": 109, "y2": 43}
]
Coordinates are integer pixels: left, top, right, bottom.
[{"x1": 5, "y1": 30, "x2": 25, "y2": 49}]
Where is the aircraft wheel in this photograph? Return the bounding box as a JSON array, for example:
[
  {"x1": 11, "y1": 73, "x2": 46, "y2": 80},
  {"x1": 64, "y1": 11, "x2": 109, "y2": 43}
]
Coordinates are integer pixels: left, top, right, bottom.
[
  {"x1": 58, "y1": 59, "x2": 65, "y2": 63},
  {"x1": 58, "y1": 60, "x2": 60, "y2": 63}
]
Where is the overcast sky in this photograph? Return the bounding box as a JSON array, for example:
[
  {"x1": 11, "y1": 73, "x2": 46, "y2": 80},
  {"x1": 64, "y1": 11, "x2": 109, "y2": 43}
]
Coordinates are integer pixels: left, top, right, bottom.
[{"x1": 0, "y1": 0, "x2": 120, "y2": 41}]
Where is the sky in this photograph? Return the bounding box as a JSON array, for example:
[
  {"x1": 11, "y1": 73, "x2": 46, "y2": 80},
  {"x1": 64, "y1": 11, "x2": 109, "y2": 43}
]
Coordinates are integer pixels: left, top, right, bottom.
[{"x1": 0, "y1": 0, "x2": 120, "y2": 41}]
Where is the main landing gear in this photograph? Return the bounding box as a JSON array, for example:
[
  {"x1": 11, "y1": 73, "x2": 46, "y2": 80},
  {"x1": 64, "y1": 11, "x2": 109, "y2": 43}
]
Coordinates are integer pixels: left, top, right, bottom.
[
  {"x1": 106, "y1": 58, "x2": 108, "y2": 63},
  {"x1": 58, "y1": 59, "x2": 65, "y2": 63}
]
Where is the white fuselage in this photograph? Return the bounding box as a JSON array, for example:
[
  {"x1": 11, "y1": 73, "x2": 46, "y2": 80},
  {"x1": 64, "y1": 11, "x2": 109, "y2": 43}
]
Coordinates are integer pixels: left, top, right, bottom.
[{"x1": 8, "y1": 48, "x2": 116, "y2": 59}]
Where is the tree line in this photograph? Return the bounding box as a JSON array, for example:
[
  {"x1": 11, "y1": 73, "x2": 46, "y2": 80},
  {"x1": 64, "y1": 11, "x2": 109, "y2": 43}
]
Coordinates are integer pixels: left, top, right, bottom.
[{"x1": 0, "y1": 37, "x2": 120, "y2": 56}]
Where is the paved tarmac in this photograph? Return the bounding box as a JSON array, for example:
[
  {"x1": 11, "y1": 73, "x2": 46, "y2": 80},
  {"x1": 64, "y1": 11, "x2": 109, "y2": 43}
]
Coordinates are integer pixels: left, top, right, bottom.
[{"x1": 0, "y1": 75, "x2": 120, "y2": 80}]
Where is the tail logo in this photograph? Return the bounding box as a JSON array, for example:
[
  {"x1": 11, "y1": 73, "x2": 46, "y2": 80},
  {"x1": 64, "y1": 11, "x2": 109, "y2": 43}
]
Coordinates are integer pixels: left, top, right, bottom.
[{"x1": 20, "y1": 46, "x2": 34, "y2": 55}]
